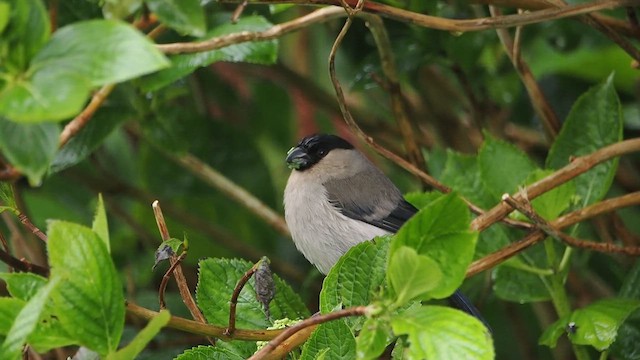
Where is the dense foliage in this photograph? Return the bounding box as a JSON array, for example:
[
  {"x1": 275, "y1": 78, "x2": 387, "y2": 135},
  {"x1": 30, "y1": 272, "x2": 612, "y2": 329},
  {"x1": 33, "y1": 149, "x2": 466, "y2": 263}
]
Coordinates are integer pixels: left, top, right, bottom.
[{"x1": 1, "y1": 0, "x2": 639, "y2": 359}]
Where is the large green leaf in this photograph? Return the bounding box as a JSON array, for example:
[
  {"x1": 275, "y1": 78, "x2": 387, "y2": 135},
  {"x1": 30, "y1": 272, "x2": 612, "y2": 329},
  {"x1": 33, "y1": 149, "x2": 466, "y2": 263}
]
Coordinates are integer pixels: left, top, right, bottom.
[
  {"x1": 320, "y1": 237, "x2": 389, "y2": 319},
  {"x1": 0, "y1": 118, "x2": 59, "y2": 185},
  {"x1": 390, "y1": 305, "x2": 494, "y2": 359},
  {"x1": 47, "y1": 221, "x2": 125, "y2": 355},
  {"x1": 0, "y1": 277, "x2": 59, "y2": 360},
  {"x1": 540, "y1": 299, "x2": 640, "y2": 351},
  {"x1": 440, "y1": 151, "x2": 495, "y2": 208},
  {"x1": 175, "y1": 345, "x2": 246, "y2": 360},
  {"x1": 0, "y1": 273, "x2": 47, "y2": 300},
  {"x1": 389, "y1": 193, "x2": 477, "y2": 298},
  {"x1": 0, "y1": 298, "x2": 24, "y2": 335},
  {"x1": 196, "y1": 258, "x2": 309, "y2": 329},
  {"x1": 356, "y1": 318, "x2": 390, "y2": 360},
  {"x1": 33, "y1": 20, "x2": 169, "y2": 87},
  {"x1": 140, "y1": 16, "x2": 278, "y2": 92},
  {"x1": 546, "y1": 75, "x2": 622, "y2": 208},
  {"x1": 387, "y1": 246, "x2": 442, "y2": 306},
  {"x1": 145, "y1": 0, "x2": 206, "y2": 37},
  {"x1": 300, "y1": 319, "x2": 356, "y2": 360}
]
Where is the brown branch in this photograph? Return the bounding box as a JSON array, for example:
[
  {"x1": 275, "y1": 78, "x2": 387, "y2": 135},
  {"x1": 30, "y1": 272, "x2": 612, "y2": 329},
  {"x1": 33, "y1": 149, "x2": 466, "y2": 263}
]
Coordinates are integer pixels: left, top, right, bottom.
[
  {"x1": 212, "y1": 0, "x2": 638, "y2": 34},
  {"x1": 16, "y1": 212, "x2": 48, "y2": 242},
  {"x1": 490, "y1": 6, "x2": 560, "y2": 139},
  {"x1": 225, "y1": 263, "x2": 259, "y2": 336},
  {"x1": 232, "y1": 0, "x2": 250, "y2": 23},
  {"x1": 126, "y1": 302, "x2": 284, "y2": 340},
  {"x1": 471, "y1": 138, "x2": 640, "y2": 232},
  {"x1": 58, "y1": 84, "x2": 115, "y2": 148},
  {"x1": 557, "y1": 232, "x2": 640, "y2": 255},
  {"x1": 151, "y1": 201, "x2": 211, "y2": 341},
  {"x1": 249, "y1": 306, "x2": 370, "y2": 360},
  {"x1": 363, "y1": 14, "x2": 426, "y2": 172},
  {"x1": 467, "y1": 191, "x2": 640, "y2": 276},
  {"x1": 158, "y1": 251, "x2": 187, "y2": 309},
  {"x1": 0, "y1": 247, "x2": 50, "y2": 277}
]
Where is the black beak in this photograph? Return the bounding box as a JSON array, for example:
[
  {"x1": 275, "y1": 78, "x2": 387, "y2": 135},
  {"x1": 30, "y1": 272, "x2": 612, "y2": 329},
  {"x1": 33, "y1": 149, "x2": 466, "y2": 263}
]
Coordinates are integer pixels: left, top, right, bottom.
[{"x1": 286, "y1": 146, "x2": 311, "y2": 170}]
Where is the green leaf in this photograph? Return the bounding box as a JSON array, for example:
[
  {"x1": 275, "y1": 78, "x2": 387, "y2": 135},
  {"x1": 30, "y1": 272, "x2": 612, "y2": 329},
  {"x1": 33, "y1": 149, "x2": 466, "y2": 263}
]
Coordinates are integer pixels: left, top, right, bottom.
[
  {"x1": 50, "y1": 109, "x2": 126, "y2": 173},
  {"x1": 33, "y1": 19, "x2": 169, "y2": 87},
  {"x1": 492, "y1": 265, "x2": 551, "y2": 303},
  {"x1": 0, "y1": 273, "x2": 47, "y2": 300},
  {"x1": 546, "y1": 75, "x2": 622, "y2": 208},
  {"x1": 356, "y1": 317, "x2": 390, "y2": 360},
  {"x1": 391, "y1": 305, "x2": 494, "y2": 360},
  {"x1": 526, "y1": 169, "x2": 576, "y2": 220},
  {"x1": 2, "y1": 0, "x2": 49, "y2": 70},
  {"x1": 175, "y1": 345, "x2": 246, "y2": 360},
  {"x1": 479, "y1": 135, "x2": 538, "y2": 199},
  {"x1": 0, "y1": 277, "x2": 59, "y2": 360},
  {"x1": 0, "y1": 2, "x2": 10, "y2": 34},
  {"x1": 300, "y1": 319, "x2": 356, "y2": 360},
  {"x1": 0, "y1": 182, "x2": 17, "y2": 212},
  {"x1": 0, "y1": 298, "x2": 24, "y2": 335},
  {"x1": 0, "y1": 68, "x2": 91, "y2": 122},
  {"x1": 390, "y1": 193, "x2": 478, "y2": 298},
  {"x1": 196, "y1": 258, "x2": 309, "y2": 329},
  {"x1": 403, "y1": 191, "x2": 442, "y2": 209},
  {"x1": 92, "y1": 194, "x2": 110, "y2": 252},
  {"x1": 540, "y1": 299, "x2": 640, "y2": 351},
  {"x1": 0, "y1": 118, "x2": 59, "y2": 186},
  {"x1": 145, "y1": 0, "x2": 206, "y2": 37},
  {"x1": 140, "y1": 16, "x2": 277, "y2": 92},
  {"x1": 387, "y1": 246, "x2": 442, "y2": 306},
  {"x1": 47, "y1": 221, "x2": 125, "y2": 355},
  {"x1": 320, "y1": 237, "x2": 389, "y2": 323},
  {"x1": 440, "y1": 151, "x2": 495, "y2": 208},
  {"x1": 102, "y1": 0, "x2": 143, "y2": 19},
  {"x1": 106, "y1": 310, "x2": 170, "y2": 360}
]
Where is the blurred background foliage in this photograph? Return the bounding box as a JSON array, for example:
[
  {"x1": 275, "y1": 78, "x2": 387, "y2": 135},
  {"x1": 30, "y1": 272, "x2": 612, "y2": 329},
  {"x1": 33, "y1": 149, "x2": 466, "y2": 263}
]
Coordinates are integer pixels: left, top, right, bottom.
[{"x1": 1, "y1": 0, "x2": 639, "y2": 358}]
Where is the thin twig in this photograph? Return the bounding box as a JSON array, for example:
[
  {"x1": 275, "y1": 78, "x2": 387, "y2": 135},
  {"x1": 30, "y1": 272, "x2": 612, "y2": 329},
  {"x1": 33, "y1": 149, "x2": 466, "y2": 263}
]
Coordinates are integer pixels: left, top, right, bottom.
[
  {"x1": 490, "y1": 6, "x2": 560, "y2": 139},
  {"x1": 58, "y1": 84, "x2": 115, "y2": 148},
  {"x1": 467, "y1": 191, "x2": 640, "y2": 276},
  {"x1": 126, "y1": 302, "x2": 284, "y2": 340},
  {"x1": 503, "y1": 193, "x2": 640, "y2": 255},
  {"x1": 471, "y1": 138, "x2": 640, "y2": 232},
  {"x1": 210, "y1": 0, "x2": 638, "y2": 35},
  {"x1": 152, "y1": 201, "x2": 212, "y2": 342},
  {"x1": 0, "y1": 247, "x2": 50, "y2": 277},
  {"x1": 158, "y1": 251, "x2": 188, "y2": 309},
  {"x1": 232, "y1": 0, "x2": 250, "y2": 23},
  {"x1": 15, "y1": 212, "x2": 48, "y2": 242},
  {"x1": 225, "y1": 263, "x2": 260, "y2": 336},
  {"x1": 249, "y1": 306, "x2": 370, "y2": 360}
]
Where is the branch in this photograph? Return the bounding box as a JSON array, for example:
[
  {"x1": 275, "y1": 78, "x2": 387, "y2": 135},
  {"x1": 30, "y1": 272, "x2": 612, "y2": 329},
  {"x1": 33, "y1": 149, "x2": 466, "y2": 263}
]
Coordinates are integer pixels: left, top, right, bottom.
[
  {"x1": 58, "y1": 84, "x2": 115, "y2": 148},
  {"x1": 471, "y1": 138, "x2": 640, "y2": 232},
  {"x1": 225, "y1": 263, "x2": 259, "y2": 336},
  {"x1": 249, "y1": 306, "x2": 370, "y2": 359},
  {"x1": 0, "y1": 247, "x2": 50, "y2": 277},
  {"x1": 126, "y1": 302, "x2": 284, "y2": 340},
  {"x1": 467, "y1": 191, "x2": 640, "y2": 276}
]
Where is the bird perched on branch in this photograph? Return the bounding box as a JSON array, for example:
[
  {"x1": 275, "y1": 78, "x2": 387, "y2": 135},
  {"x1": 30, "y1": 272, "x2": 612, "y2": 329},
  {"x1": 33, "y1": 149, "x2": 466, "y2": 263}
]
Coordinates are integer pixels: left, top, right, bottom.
[{"x1": 283, "y1": 133, "x2": 487, "y2": 326}]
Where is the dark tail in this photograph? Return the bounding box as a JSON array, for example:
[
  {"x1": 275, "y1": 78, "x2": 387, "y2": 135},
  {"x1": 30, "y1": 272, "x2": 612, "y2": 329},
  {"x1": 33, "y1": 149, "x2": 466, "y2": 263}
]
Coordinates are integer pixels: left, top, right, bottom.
[{"x1": 447, "y1": 290, "x2": 492, "y2": 333}]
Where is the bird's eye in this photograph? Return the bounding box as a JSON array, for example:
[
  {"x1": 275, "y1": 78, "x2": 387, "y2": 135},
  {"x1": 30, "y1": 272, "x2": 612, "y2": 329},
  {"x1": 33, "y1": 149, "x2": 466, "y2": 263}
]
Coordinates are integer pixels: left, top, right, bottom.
[{"x1": 317, "y1": 149, "x2": 326, "y2": 157}]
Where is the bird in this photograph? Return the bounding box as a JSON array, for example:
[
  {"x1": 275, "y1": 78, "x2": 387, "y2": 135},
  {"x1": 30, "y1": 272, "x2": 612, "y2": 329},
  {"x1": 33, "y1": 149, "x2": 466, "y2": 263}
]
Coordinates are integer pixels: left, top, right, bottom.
[{"x1": 283, "y1": 133, "x2": 488, "y2": 326}]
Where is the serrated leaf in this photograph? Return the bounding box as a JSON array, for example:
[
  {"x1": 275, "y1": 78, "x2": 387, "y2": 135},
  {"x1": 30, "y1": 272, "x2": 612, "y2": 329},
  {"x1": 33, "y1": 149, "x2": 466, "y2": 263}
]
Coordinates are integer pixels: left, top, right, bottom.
[
  {"x1": 391, "y1": 305, "x2": 494, "y2": 360},
  {"x1": 440, "y1": 150, "x2": 495, "y2": 208},
  {"x1": 0, "y1": 273, "x2": 47, "y2": 300},
  {"x1": 389, "y1": 193, "x2": 477, "y2": 298},
  {"x1": 387, "y1": 246, "x2": 442, "y2": 306},
  {"x1": 92, "y1": 194, "x2": 110, "y2": 252},
  {"x1": 33, "y1": 20, "x2": 169, "y2": 87},
  {"x1": 300, "y1": 319, "x2": 356, "y2": 360},
  {"x1": 175, "y1": 345, "x2": 246, "y2": 360},
  {"x1": 320, "y1": 237, "x2": 389, "y2": 328},
  {"x1": 540, "y1": 299, "x2": 640, "y2": 351},
  {"x1": 479, "y1": 135, "x2": 538, "y2": 199},
  {"x1": 526, "y1": 169, "x2": 575, "y2": 220},
  {"x1": 0, "y1": 277, "x2": 59, "y2": 360},
  {"x1": 0, "y1": 118, "x2": 59, "y2": 185},
  {"x1": 356, "y1": 317, "x2": 390, "y2": 360},
  {"x1": 47, "y1": 221, "x2": 125, "y2": 355},
  {"x1": 196, "y1": 258, "x2": 309, "y2": 329},
  {"x1": 403, "y1": 191, "x2": 441, "y2": 209},
  {"x1": 146, "y1": 0, "x2": 205, "y2": 37},
  {"x1": 546, "y1": 75, "x2": 622, "y2": 208},
  {"x1": 492, "y1": 265, "x2": 551, "y2": 303},
  {"x1": 140, "y1": 16, "x2": 277, "y2": 92},
  {"x1": 106, "y1": 310, "x2": 170, "y2": 360}
]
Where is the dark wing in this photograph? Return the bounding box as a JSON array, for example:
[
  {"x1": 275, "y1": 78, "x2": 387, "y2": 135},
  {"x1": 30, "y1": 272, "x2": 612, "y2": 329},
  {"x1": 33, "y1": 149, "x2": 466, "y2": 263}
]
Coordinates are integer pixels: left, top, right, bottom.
[{"x1": 324, "y1": 168, "x2": 418, "y2": 233}]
